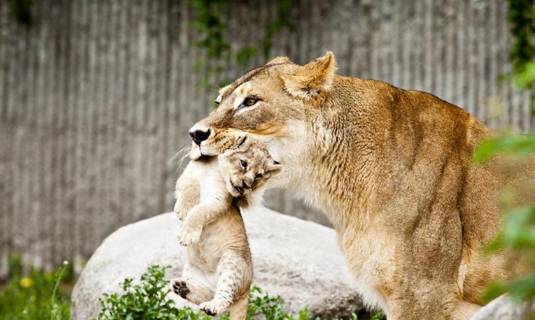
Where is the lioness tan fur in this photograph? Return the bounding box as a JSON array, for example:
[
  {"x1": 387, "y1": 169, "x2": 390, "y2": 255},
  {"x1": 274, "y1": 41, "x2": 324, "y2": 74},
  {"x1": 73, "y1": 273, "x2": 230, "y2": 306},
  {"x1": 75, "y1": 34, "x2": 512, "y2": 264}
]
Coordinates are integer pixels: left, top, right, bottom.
[
  {"x1": 172, "y1": 136, "x2": 280, "y2": 320},
  {"x1": 186, "y1": 52, "x2": 534, "y2": 320}
]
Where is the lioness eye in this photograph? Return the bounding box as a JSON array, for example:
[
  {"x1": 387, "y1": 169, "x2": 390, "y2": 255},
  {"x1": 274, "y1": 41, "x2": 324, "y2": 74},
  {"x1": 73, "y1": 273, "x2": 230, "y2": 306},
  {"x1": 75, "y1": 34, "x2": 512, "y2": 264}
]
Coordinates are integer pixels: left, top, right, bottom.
[
  {"x1": 239, "y1": 96, "x2": 260, "y2": 109},
  {"x1": 240, "y1": 160, "x2": 248, "y2": 169}
]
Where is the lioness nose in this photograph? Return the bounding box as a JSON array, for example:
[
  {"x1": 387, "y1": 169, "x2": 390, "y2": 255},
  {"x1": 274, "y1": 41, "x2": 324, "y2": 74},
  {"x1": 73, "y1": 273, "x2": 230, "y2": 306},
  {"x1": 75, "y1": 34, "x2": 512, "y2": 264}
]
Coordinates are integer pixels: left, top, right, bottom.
[{"x1": 189, "y1": 128, "x2": 211, "y2": 145}]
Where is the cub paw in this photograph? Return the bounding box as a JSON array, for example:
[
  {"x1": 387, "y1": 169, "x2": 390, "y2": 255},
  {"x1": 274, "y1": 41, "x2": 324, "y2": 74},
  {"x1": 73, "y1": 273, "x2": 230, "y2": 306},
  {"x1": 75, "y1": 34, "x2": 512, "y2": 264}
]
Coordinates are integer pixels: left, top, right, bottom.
[
  {"x1": 179, "y1": 224, "x2": 202, "y2": 246},
  {"x1": 199, "y1": 300, "x2": 226, "y2": 316},
  {"x1": 171, "y1": 279, "x2": 190, "y2": 299}
]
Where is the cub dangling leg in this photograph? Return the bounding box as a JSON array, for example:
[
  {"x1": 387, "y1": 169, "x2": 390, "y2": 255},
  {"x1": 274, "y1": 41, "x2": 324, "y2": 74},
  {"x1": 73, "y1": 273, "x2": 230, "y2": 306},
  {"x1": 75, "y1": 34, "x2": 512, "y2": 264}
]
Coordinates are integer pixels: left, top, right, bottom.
[
  {"x1": 171, "y1": 263, "x2": 214, "y2": 305},
  {"x1": 199, "y1": 250, "x2": 252, "y2": 319}
]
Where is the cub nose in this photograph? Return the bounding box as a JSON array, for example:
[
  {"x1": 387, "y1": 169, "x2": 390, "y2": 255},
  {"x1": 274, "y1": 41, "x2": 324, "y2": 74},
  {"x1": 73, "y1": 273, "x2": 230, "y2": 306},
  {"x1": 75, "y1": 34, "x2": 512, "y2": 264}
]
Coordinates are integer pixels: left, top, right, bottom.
[{"x1": 189, "y1": 128, "x2": 211, "y2": 145}]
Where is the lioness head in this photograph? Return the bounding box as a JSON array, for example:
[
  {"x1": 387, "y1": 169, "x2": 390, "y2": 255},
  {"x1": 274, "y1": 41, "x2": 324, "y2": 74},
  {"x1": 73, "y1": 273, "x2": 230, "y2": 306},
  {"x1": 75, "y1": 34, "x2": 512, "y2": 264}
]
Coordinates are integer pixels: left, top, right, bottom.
[
  {"x1": 188, "y1": 52, "x2": 337, "y2": 163},
  {"x1": 219, "y1": 136, "x2": 282, "y2": 197}
]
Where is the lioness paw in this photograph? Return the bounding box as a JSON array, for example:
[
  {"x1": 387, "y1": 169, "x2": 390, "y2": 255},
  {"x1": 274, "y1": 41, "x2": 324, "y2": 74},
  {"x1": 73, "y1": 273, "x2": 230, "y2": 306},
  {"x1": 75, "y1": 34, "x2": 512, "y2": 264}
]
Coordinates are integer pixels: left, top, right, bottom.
[
  {"x1": 179, "y1": 225, "x2": 202, "y2": 246},
  {"x1": 199, "y1": 300, "x2": 226, "y2": 316}
]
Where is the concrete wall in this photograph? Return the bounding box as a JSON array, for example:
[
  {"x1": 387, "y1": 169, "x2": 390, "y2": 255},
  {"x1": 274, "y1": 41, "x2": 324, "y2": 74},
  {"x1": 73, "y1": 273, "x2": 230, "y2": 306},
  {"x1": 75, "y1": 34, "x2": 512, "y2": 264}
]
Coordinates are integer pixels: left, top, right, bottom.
[{"x1": 0, "y1": 0, "x2": 532, "y2": 271}]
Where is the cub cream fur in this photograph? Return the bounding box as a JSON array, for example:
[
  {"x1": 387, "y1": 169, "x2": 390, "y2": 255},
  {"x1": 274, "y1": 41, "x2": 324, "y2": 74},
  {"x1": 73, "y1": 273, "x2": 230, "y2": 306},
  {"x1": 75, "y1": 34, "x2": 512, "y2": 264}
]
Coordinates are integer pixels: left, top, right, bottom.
[
  {"x1": 172, "y1": 136, "x2": 281, "y2": 320},
  {"x1": 187, "y1": 52, "x2": 534, "y2": 320}
]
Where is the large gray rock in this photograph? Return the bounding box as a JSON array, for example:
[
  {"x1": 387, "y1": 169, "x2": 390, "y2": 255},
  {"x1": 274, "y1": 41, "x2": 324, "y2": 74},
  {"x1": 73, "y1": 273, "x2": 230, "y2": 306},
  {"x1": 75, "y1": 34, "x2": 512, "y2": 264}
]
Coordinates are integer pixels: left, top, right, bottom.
[
  {"x1": 471, "y1": 295, "x2": 535, "y2": 320},
  {"x1": 71, "y1": 207, "x2": 363, "y2": 319}
]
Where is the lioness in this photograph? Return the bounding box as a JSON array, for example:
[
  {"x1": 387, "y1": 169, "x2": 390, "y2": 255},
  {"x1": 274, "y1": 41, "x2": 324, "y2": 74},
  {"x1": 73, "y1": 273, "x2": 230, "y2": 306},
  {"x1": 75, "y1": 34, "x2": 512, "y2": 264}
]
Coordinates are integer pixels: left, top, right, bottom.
[
  {"x1": 185, "y1": 52, "x2": 533, "y2": 319},
  {"x1": 172, "y1": 135, "x2": 280, "y2": 320}
]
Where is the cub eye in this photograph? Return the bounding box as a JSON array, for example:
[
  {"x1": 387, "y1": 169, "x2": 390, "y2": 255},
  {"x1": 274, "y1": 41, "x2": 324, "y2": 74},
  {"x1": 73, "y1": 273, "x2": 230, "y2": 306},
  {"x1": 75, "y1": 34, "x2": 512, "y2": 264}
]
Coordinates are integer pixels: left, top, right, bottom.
[
  {"x1": 240, "y1": 160, "x2": 248, "y2": 169},
  {"x1": 255, "y1": 173, "x2": 263, "y2": 180},
  {"x1": 239, "y1": 96, "x2": 260, "y2": 109}
]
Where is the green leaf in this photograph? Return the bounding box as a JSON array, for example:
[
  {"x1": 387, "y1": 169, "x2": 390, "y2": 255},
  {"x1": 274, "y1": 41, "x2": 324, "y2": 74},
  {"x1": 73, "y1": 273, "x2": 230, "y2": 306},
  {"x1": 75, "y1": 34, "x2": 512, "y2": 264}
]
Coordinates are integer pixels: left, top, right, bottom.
[{"x1": 473, "y1": 134, "x2": 535, "y2": 164}]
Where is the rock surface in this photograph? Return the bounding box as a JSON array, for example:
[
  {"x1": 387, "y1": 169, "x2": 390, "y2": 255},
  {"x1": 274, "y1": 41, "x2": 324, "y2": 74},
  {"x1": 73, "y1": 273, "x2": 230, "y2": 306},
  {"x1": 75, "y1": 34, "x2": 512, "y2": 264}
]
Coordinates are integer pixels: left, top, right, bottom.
[
  {"x1": 471, "y1": 295, "x2": 535, "y2": 320},
  {"x1": 71, "y1": 207, "x2": 363, "y2": 319}
]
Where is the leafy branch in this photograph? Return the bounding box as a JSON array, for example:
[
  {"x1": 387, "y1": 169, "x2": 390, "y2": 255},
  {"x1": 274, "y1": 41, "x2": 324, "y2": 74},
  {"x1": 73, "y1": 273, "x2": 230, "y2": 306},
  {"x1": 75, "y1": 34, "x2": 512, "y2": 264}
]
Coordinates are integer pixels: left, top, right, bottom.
[
  {"x1": 505, "y1": 0, "x2": 535, "y2": 112},
  {"x1": 190, "y1": 0, "x2": 295, "y2": 89}
]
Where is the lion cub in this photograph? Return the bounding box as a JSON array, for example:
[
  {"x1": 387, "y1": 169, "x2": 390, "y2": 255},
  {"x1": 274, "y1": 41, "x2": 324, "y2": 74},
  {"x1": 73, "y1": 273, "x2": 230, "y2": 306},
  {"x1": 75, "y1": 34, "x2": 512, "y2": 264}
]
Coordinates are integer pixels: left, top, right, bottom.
[{"x1": 171, "y1": 136, "x2": 280, "y2": 320}]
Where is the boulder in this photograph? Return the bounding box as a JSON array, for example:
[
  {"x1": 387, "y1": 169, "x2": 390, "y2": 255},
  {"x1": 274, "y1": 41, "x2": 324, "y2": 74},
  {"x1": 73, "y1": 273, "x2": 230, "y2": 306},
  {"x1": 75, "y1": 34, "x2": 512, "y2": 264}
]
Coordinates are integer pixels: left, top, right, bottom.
[
  {"x1": 71, "y1": 207, "x2": 363, "y2": 319},
  {"x1": 471, "y1": 295, "x2": 535, "y2": 320}
]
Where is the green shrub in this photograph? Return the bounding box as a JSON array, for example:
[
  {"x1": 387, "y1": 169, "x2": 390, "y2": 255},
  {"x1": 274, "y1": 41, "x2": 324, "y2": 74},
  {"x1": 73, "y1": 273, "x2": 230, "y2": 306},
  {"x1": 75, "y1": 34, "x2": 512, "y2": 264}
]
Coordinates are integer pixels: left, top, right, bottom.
[
  {"x1": 0, "y1": 254, "x2": 72, "y2": 320},
  {"x1": 98, "y1": 265, "x2": 385, "y2": 320},
  {"x1": 474, "y1": 135, "x2": 535, "y2": 302},
  {"x1": 98, "y1": 265, "x2": 312, "y2": 320}
]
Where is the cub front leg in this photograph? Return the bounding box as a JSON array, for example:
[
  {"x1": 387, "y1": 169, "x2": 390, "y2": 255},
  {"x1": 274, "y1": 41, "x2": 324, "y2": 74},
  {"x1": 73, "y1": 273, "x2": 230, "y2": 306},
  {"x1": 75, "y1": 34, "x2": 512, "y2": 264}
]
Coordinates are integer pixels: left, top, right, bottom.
[
  {"x1": 199, "y1": 250, "x2": 252, "y2": 318},
  {"x1": 179, "y1": 199, "x2": 228, "y2": 246},
  {"x1": 174, "y1": 172, "x2": 199, "y2": 221}
]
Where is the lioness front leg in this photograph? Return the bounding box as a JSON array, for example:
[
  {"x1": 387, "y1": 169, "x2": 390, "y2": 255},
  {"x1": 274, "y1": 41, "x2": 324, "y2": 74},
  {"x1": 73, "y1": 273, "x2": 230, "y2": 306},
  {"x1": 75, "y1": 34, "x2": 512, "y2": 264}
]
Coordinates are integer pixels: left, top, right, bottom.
[
  {"x1": 199, "y1": 250, "x2": 252, "y2": 318},
  {"x1": 179, "y1": 199, "x2": 228, "y2": 246},
  {"x1": 386, "y1": 282, "x2": 458, "y2": 320},
  {"x1": 174, "y1": 173, "x2": 199, "y2": 221}
]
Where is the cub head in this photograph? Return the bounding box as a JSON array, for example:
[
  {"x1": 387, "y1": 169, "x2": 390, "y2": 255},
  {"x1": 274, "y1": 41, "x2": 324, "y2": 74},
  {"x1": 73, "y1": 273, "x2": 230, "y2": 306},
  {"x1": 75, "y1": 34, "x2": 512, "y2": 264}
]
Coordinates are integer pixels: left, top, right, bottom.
[
  {"x1": 188, "y1": 52, "x2": 337, "y2": 162},
  {"x1": 218, "y1": 136, "x2": 282, "y2": 197}
]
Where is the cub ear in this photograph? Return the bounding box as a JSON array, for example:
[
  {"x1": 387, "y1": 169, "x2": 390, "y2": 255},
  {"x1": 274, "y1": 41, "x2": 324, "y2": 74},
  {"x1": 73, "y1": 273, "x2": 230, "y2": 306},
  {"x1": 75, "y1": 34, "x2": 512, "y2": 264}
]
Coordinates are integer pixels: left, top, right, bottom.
[
  {"x1": 266, "y1": 162, "x2": 282, "y2": 174},
  {"x1": 281, "y1": 51, "x2": 336, "y2": 100}
]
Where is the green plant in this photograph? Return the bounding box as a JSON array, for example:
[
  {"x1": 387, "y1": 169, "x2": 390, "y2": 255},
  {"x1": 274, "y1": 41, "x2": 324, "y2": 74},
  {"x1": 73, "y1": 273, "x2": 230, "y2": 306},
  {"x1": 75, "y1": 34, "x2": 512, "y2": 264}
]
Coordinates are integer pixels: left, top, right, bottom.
[
  {"x1": 8, "y1": 0, "x2": 32, "y2": 26},
  {"x1": 505, "y1": 0, "x2": 535, "y2": 112},
  {"x1": 473, "y1": 135, "x2": 535, "y2": 302},
  {"x1": 0, "y1": 254, "x2": 72, "y2": 320},
  {"x1": 370, "y1": 310, "x2": 386, "y2": 320},
  {"x1": 477, "y1": 0, "x2": 535, "y2": 302},
  {"x1": 98, "y1": 265, "x2": 208, "y2": 320},
  {"x1": 98, "y1": 265, "x2": 388, "y2": 320},
  {"x1": 190, "y1": 0, "x2": 295, "y2": 89},
  {"x1": 98, "y1": 265, "x2": 317, "y2": 320}
]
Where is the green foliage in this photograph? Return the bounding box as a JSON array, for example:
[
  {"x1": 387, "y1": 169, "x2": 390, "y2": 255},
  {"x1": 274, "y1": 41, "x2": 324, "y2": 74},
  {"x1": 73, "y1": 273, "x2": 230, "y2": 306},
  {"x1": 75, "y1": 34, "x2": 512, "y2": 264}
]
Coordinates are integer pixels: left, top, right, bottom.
[
  {"x1": 259, "y1": 0, "x2": 295, "y2": 60},
  {"x1": 506, "y1": 0, "x2": 535, "y2": 72},
  {"x1": 190, "y1": 0, "x2": 295, "y2": 89},
  {"x1": 473, "y1": 134, "x2": 535, "y2": 164},
  {"x1": 8, "y1": 0, "x2": 32, "y2": 26},
  {"x1": 474, "y1": 134, "x2": 535, "y2": 303},
  {"x1": 486, "y1": 206, "x2": 535, "y2": 251},
  {"x1": 485, "y1": 3, "x2": 535, "y2": 302},
  {"x1": 370, "y1": 310, "x2": 386, "y2": 320},
  {"x1": 0, "y1": 254, "x2": 72, "y2": 320},
  {"x1": 98, "y1": 265, "x2": 386, "y2": 320},
  {"x1": 98, "y1": 265, "x2": 314, "y2": 320},
  {"x1": 505, "y1": 0, "x2": 535, "y2": 111},
  {"x1": 98, "y1": 265, "x2": 195, "y2": 320}
]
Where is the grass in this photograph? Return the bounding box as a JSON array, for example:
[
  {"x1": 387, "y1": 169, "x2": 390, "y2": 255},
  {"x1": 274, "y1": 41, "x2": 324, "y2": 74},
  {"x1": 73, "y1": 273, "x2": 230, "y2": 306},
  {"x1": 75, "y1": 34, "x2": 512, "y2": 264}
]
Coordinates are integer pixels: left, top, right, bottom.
[
  {"x1": 0, "y1": 257, "x2": 385, "y2": 320},
  {"x1": 0, "y1": 255, "x2": 72, "y2": 320}
]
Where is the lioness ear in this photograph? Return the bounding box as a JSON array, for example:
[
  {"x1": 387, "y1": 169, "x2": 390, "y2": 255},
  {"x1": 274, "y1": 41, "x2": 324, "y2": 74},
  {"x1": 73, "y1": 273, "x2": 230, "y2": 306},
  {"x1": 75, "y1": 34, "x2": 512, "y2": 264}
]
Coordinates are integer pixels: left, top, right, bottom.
[
  {"x1": 282, "y1": 51, "x2": 336, "y2": 100},
  {"x1": 215, "y1": 84, "x2": 232, "y2": 104}
]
